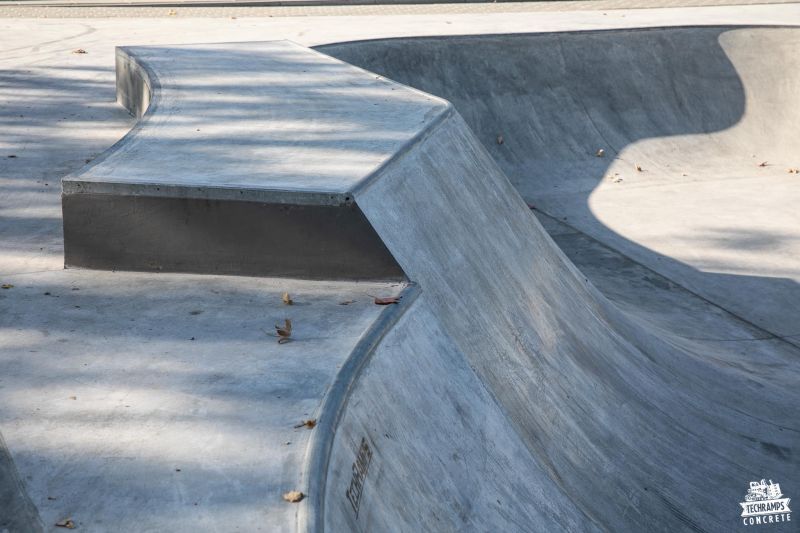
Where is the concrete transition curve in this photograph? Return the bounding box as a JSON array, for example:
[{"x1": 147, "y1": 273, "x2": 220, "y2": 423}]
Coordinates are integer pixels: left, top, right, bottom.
[{"x1": 57, "y1": 29, "x2": 799, "y2": 532}]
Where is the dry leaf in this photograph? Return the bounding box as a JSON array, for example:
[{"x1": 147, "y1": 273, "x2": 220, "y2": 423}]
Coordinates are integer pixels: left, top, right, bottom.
[
  {"x1": 71, "y1": 49, "x2": 87, "y2": 54},
  {"x1": 758, "y1": 161, "x2": 769, "y2": 167},
  {"x1": 595, "y1": 148, "x2": 605, "y2": 157},
  {"x1": 294, "y1": 419, "x2": 317, "y2": 429},
  {"x1": 634, "y1": 164, "x2": 643, "y2": 172},
  {"x1": 339, "y1": 300, "x2": 355, "y2": 306},
  {"x1": 282, "y1": 292, "x2": 293, "y2": 305},
  {"x1": 168, "y1": 8, "x2": 177, "y2": 15},
  {"x1": 1, "y1": 284, "x2": 13, "y2": 289},
  {"x1": 373, "y1": 296, "x2": 401, "y2": 305},
  {"x1": 283, "y1": 491, "x2": 304, "y2": 503},
  {"x1": 787, "y1": 168, "x2": 799, "y2": 174},
  {"x1": 496, "y1": 135, "x2": 504, "y2": 145},
  {"x1": 55, "y1": 518, "x2": 75, "y2": 529},
  {"x1": 275, "y1": 318, "x2": 292, "y2": 344}
]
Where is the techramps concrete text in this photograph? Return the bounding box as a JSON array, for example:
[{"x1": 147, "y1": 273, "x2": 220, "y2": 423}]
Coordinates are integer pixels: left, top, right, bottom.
[{"x1": 5, "y1": 25, "x2": 800, "y2": 532}]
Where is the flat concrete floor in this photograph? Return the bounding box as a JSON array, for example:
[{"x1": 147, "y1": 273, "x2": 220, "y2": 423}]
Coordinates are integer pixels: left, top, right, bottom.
[{"x1": 1, "y1": 2, "x2": 800, "y2": 530}]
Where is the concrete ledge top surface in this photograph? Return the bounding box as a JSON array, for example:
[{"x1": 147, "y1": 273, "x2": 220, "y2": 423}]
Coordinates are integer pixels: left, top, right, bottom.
[{"x1": 62, "y1": 40, "x2": 450, "y2": 205}]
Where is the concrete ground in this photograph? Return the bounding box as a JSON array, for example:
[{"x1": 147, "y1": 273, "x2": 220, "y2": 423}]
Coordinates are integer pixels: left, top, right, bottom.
[{"x1": 1, "y1": 2, "x2": 799, "y2": 531}]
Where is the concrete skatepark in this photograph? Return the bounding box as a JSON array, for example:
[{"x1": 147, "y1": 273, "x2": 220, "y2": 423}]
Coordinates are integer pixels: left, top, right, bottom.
[{"x1": 1, "y1": 3, "x2": 800, "y2": 532}]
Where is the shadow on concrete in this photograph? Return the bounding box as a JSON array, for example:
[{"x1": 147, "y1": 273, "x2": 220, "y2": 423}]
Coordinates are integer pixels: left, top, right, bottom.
[{"x1": 318, "y1": 25, "x2": 800, "y2": 342}]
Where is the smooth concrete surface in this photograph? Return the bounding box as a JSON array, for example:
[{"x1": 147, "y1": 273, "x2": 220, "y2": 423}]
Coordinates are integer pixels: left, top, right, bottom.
[
  {"x1": 2, "y1": 5, "x2": 800, "y2": 532},
  {"x1": 0, "y1": 269, "x2": 403, "y2": 531},
  {"x1": 66, "y1": 41, "x2": 447, "y2": 201},
  {"x1": 341, "y1": 101, "x2": 799, "y2": 532},
  {"x1": 320, "y1": 25, "x2": 800, "y2": 340}
]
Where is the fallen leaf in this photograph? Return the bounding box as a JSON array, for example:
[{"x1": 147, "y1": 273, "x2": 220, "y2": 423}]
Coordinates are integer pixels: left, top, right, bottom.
[
  {"x1": 634, "y1": 164, "x2": 643, "y2": 172},
  {"x1": 68, "y1": 396, "x2": 76, "y2": 400},
  {"x1": 283, "y1": 491, "x2": 304, "y2": 503},
  {"x1": 595, "y1": 148, "x2": 605, "y2": 157},
  {"x1": 787, "y1": 168, "x2": 799, "y2": 174},
  {"x1": 168, "y1": 8, "x2": 177, "y2": 15},
  {"x1": 758, "y1": 161, "x2": 769, "y2": 167},
  {"x1": 496, "y1": 135, "x2": 504, "y2": 145},
  {"x1": 275, "y1": 318, "x2": 292, "y2": 344},
  {"x1": 1, "y1": 284, "x2": 13, "y2": 289},
  {"x1": 282, "y1": 292, "x2": 293, "y2": 305},
  {"x1": 71, "y1": 49, "x2": 87, "y2": 54},
  {"x1": 7, "y1": 155, "x2": 17, "y2": 158},
  {"x1": 55, "y1": 518, "x2": 75, "y2": 529},
  {"x1": 294, "y1": 419, "x2": 317, "y2": 429},
  {"x1": 339, "y1": 300, "x2": 355, "y2": 305},
  {"x1": 372, "y1": 296, "x2": 401, "y2": 305}
]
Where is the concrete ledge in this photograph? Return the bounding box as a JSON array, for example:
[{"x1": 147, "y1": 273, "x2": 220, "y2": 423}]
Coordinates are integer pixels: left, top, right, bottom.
[
  {"x1": 63, "y1": 193, "x2": 402, "y2": 279},
  {"x1": 62, "y1": 41, "x2": 450, "y2": 279}
]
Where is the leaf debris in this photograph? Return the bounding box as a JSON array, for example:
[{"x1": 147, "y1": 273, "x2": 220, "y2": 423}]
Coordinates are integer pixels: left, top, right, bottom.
[
  {"x1": 370, "y1": 295, "x2": 401, "y2": 305},
  {"x1": 275, "y1": 319, "x2": 292, "y2": 344},
  {"x1": 595, "y1": 148, "x2": 605, "y2": 157},
  {"x1": 294, "y1": 419, "x2": 317, "y2": 429},
  {"x1": 282, "y1": 292, "x2": 293, "y2": 305},
  {"x1": 339, "y1": 300, "x2": 355, "y2": 306},
  {"x1": 787, "y1": 168, "x2": 799, "y2": 174},
  {"x1": 283, "y1": 491, "x2": 304, "y2": 503},
  {"x1": 55, "y1": 518, "x2": 75, "y2": 529},
  {"x1": 71, "y1": 49, "x2": 87, "y2": 54},
  {"x1": 758, "y1": 161, "x2": 769, "y2": 167},
  {"x1": 1, "y1": 284, "x2": 13, "y2": 289},
  {"x1": 496, "y1": 135, "x2": 504, "y2": 145}
]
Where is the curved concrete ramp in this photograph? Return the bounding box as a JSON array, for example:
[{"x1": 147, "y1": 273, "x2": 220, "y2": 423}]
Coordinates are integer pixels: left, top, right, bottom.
[
  {"x1": 319, "y1": 27, "x2": 800, "y2": 532},
  {"x1": 54, "y1": 32, "x2": 799, "y2": 532},
  {"x1": 327, "y1": 100, "x2": 799, "y2": 533},
  {"x1": 320, "y1": 26, "x2": 800, "y2": 339}
]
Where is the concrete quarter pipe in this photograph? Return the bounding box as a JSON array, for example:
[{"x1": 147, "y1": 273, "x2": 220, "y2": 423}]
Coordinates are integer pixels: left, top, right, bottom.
[{"x1": 35, "y1": 25, "x2": 800, "y2": 532}]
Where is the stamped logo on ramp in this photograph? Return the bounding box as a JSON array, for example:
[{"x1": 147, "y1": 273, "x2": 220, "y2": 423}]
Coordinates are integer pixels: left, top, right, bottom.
[{"x1": 740, "y1": 479, "x2": 791, "y2": 526}]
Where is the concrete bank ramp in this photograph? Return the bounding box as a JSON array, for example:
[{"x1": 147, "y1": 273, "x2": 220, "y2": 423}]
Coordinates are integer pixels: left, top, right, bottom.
[
  {"x1": 331, "y1": 102, "x2": 799, "y2": 533},
  {"x1": 51, "y1": 32, "x2": 799, "y2": 532},
  {"x1": 320, "y1": 27, "x2": 800, "y2": 532},
  {"x1": 320, "y1": 25, "x2": 800, "y2": 339}
]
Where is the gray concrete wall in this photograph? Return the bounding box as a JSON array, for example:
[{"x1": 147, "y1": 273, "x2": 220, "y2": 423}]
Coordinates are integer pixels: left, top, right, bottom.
[
  {"x1": 321, "y1": 26, "x2": 800, "y2": 339},
  {"x1": 321, "y1": 108, "x2": 800, "y2": 531},
  {"x1": 323, "y1": 295, "x2": 598, "y2": 532}
]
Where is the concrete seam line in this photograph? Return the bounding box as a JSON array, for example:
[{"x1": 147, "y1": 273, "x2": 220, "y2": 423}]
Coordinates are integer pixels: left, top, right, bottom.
[
  {"x1": 0, "y1": 430, "x2": 45, "y2": 532},
  {"x1": 348, "y1": 104, "x2": 454, "y2": 199},
  {"x1": 297, "y1": 282, "x2": 421, "y2": 533}
]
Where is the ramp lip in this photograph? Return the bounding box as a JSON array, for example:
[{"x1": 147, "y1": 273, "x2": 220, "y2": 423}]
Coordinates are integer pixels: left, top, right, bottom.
[
  {"x1": 314, "y1": 23, "x2": 800, "y2": 51},
  {"x1": 298, "y1": 283, "x2": 421, "y2": 533}
]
